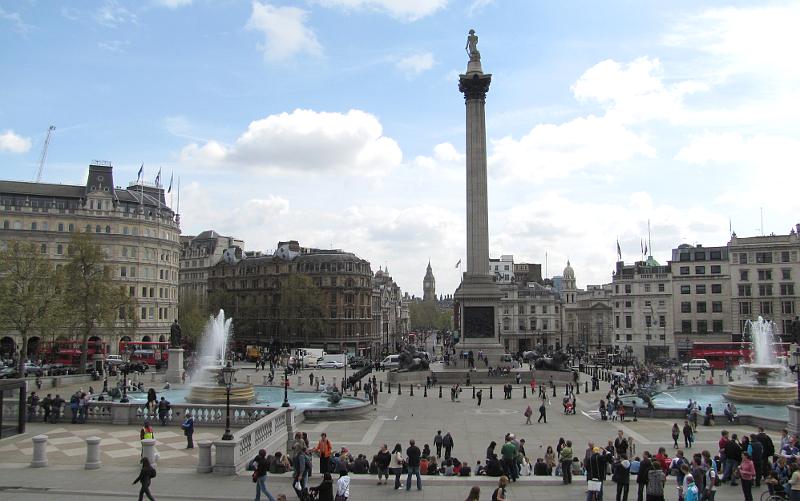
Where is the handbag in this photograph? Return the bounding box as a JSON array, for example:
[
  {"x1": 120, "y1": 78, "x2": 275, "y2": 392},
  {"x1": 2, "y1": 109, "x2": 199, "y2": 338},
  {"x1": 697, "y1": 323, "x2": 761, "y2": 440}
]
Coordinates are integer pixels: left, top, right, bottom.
[
  {"x1": 587, "y1": 479, "x2": 602, "y2": 492},
  {"x1": 252, "y1": 471, "x2": 258, "y2": 483}
]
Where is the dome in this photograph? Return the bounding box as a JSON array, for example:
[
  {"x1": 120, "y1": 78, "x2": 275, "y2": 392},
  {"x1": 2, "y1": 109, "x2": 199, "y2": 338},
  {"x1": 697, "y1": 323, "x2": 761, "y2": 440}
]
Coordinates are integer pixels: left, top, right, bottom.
[{"x1": 563, "y1": 260, "x2": 575, "y2": 280}]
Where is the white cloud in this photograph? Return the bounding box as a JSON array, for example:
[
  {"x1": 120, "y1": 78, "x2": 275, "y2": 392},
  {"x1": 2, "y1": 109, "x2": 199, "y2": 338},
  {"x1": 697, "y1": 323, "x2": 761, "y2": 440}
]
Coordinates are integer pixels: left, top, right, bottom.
[
  {"x1": 0, "y1": 6, "x2": 31, "y2": 35},
  {"x1": 246, "y1": 2, "x2": 322, "y2": 62},
  {"x1": 0, "y1": 130, "x2": 32, "y2": 154},
  {"x1": 395, "y1": 52, "x2": 435, "y2": 76},
  {"x1": 98, "y1": 40, "x2": 130, "y2": 52},
  {"x1": 180, "y1": 108, "x2": 402, "y2": 176},
  {"x1": 318, "y1": 0, "x2": 447, "y2": 21},
  {"x1": 467, "y1": 0, "x2": 494, "y2": 16},
  {"x1": 154, "y1": 0, "x2": 192, "y2": 8},
  {"x1": 95, "y1": 1, "x2": 137, "y2": 28}
]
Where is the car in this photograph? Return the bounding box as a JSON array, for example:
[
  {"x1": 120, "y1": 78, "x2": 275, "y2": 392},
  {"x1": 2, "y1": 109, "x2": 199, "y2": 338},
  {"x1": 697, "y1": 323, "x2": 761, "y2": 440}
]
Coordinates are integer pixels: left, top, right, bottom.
[
  {"x1": 682, "y1": 358, "x2": 711, "y2": 370},
  {"x1": 127, "y1": 361, "x2": 150, "y2": 373},
  {"x1": 349, "y1": 357, "x2": 367, "y2": 369},
  {"x1": 0, "y1": 366, "x2": 17, "y2": 378},
  {"x1": 23, "y1": 363, "x2": 44, "y2": 377},
  {"x1": 317, "y1": 360, "x2": 344, "y2": 369},
  {"x1": 105, "y1": 355, "x2": 124, "y2": 366},
  {"x1": 380, "y1": 355, "x2": 401, "y2": 370}
]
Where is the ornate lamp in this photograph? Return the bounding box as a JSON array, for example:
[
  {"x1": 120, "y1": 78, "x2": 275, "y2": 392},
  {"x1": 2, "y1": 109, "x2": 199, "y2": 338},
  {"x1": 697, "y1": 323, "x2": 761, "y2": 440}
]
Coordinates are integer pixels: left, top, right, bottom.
[
  {"x1": 794, "y1": 348, "x2": 800, "y2": 405},
  {"x1": 221, "y1": 362, "x2": 236, "y2": 440},
  {"x1": 120, "y1": 347, "x2": 131, "y2": 403}
]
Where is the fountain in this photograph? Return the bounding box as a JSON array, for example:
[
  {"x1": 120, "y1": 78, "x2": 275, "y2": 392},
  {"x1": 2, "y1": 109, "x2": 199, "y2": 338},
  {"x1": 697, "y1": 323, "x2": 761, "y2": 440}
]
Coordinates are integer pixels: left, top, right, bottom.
[
  {"x1": 724, "y1": 317, "x2": 795, "y2": 404},
  {"x1": 185, "y1": 310, "x2": 256, "y2": 404}
]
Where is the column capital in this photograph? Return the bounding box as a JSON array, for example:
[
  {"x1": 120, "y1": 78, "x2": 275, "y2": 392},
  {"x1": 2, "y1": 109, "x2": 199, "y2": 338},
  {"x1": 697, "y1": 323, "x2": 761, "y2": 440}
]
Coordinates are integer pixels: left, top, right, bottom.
[{"x1": 459, "y1": 73, "x2": 492, "y2": 102}]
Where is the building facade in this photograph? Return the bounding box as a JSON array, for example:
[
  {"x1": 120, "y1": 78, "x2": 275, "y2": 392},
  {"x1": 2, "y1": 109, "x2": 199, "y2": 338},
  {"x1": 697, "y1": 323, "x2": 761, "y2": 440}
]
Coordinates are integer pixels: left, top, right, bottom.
[
  {"x1": 611, "y1": 258, "x2": 674, "y2": 362},
  {"x1": 205, "y1": 240, "x2": 376, "y2": 355},
  {"x1": 0, "y1": 163, "x2": 180, "y2": 355},
  {"x1": 729, "y1": 228, "x2": 800, "y2": 341},
  {"x1": 179, "y1": 230, "x2": 244, "y2": 306},
  {"x1": 373, "y1": 267, "x2": 409, "y2": 354}
]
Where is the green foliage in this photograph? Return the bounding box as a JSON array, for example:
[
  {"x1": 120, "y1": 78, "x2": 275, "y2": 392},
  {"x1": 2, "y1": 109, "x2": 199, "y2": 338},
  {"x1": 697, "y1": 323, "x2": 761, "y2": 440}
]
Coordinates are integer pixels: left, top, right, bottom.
[
  {"x1": 0, "y1": 241, "x2": 66, "y2": 374},
  {"x1": 278, "y1": 274, "x2": 325, "y2": 342},
  {"x1": 409, "y1": 301, "x2": 453, "y2": 331},
  {"x1": 178, "y1": 294, "x2": 208, "y2": 348},
  {"x1": 63, "y1": 232, "x2": 135, "y2": 373}
]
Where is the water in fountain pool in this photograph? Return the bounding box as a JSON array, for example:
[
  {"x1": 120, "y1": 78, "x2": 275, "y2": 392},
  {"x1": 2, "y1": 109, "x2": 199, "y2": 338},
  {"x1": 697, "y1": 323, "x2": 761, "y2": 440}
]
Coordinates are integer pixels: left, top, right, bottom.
[{"x1": 123, "y1": 386, "x2": 363, "y2": 410}]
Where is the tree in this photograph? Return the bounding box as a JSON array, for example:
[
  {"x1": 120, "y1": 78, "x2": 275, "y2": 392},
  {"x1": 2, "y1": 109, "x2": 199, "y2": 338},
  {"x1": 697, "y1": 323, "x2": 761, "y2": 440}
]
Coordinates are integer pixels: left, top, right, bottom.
[
  {"x1": 178, "y1": 293, "x2": 209, "y2": 349},
  {"x1": 63, "y1": 232, "x2": 134, "y2": 373},
  {"x1": 0, "y1": 241, "x2": 66, "y2": 375},
  {"x1": 278, "y1": 274, "x2": 325, "y2": 345},
  {"x1": 409, "y1": 301, "x2": 453, "y2": 331}
]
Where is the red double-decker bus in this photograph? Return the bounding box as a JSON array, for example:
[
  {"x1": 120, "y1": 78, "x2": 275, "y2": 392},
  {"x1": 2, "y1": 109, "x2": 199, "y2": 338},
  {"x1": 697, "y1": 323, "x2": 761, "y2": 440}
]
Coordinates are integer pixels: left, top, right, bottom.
[
  {"x1": 46, "y1": 339, "x2": 108, "y2": 368},
  {"x1": 691, "y1": 341, "x2": 791, "y2": 369},
  {"x1": 119, "y1": 341, "x2": 169, "y2": 368}
]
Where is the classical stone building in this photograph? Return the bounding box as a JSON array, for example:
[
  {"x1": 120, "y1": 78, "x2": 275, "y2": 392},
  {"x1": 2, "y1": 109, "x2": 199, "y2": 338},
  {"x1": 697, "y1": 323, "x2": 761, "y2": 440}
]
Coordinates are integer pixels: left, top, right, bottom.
[
  {"x1": 179, "y1": 230, "x2": 244, "y2": 306},
  {"x1": 561, "y1": 261, "x2": 613, "y2": 352},
  {"x1": 668, "y1": 244, "x2": 731, "y2": 357},
  {"x1": 729, "y1": 227, "x2": 800, "y2": 341},
  {"x1": 423, "y1": 261, "x2": 436, "y2": 302},
  {"x1": 205, "y1": 240, "x2": 375, "y2": 354},
  {"x1": 0, "y1": 163, "x2": 180, "y2": 355},
  {"x1": 373, "y1": 267, "x2": 409, "y2": 354},
  {"x1": 611, "y1": 258, "x2": 674, "y2": 361}
]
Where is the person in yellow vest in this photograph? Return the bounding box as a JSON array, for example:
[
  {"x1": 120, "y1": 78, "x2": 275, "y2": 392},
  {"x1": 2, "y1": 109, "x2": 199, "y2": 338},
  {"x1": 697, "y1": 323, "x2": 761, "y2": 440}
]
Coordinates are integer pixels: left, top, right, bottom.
[{"x1": 140, "y1": 420, "x2": 155, "y2": 440}]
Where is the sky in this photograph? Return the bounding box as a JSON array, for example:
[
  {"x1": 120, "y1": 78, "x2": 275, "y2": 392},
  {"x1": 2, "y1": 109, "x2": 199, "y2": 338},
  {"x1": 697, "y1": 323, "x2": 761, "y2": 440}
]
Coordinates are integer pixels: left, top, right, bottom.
[{"x1": 1, "y1": 0, "x2": 799, "y2": 298}]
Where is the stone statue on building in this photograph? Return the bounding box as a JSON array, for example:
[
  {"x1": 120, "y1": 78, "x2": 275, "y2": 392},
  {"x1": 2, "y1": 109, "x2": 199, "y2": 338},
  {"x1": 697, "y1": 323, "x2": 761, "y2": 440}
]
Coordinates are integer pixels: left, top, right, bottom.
[
  {"x1": 170, "y1": 319, "x2": 182, "y2": 348},
  {"x1": 465, "y1": 29, "x2": 480, "y2": 61}
]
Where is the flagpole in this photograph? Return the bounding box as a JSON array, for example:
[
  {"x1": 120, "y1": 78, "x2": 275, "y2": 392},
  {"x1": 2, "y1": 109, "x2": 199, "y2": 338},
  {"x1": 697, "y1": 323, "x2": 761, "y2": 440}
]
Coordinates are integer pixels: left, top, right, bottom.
[
  {"x1": 647, "y1": 219, "x2": 652, "y2": 258},
  {"x1": 177, "y1": 177, "x2": 181, "y2": 215}
]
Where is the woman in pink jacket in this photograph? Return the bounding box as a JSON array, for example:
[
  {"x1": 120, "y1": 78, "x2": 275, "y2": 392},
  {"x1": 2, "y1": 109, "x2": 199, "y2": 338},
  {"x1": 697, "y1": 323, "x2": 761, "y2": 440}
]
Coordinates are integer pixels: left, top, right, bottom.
[{"x1": 738, "y1": 451, "x2": 756, "y2": 501}]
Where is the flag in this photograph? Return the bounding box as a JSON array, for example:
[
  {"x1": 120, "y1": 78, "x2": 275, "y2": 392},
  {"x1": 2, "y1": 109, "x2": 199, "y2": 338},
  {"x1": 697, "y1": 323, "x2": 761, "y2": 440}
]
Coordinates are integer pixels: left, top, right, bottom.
[
  {"x1": 640, "y1": 239, "x2": 644, "y2": 254},
  {"x1": 455, "y1": 259, "x2": 461, "y2": 268},
  {"x1": 167, "y1": 173, "x2": 173, "y2": 193},
  {"x1": 616, "y1": 239, "x2": 621, "y2": 260},
  {"x1": 137, "y1": 164, "x2": 143, "y2": 181},
  {"x1": 154, "y1": 168, "x2": 161, "y2": 187},
  {"x1": 644, "y1": 243, "x2": 648, "y2": 256}
]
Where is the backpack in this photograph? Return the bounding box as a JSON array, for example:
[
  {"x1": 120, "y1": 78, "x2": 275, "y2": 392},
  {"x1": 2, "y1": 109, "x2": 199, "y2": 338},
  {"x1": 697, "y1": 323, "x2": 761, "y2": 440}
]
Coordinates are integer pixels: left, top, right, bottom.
[{"x1": 669, "y1": 457, "x2": 684, "y2": 476}]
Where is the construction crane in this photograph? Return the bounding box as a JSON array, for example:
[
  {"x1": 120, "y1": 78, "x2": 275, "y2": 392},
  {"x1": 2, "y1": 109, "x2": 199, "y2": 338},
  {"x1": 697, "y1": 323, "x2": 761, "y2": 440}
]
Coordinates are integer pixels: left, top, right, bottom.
[{"x1": 34, "y1": 125, "x2": 56, "y2": 183}]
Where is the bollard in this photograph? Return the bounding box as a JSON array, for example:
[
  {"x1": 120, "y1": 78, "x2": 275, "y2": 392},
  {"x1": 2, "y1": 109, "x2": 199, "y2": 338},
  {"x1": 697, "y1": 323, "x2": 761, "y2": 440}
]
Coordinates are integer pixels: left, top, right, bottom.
[
  {"x1": 388, "y1": 382, "x2": 392, "y2": 394},
  {"x1": 523, "y1": 385, "x2": 527, "y2": 398},
  {"x1": 439, "y1": 385, "x2": 442, "y2": 398},
  {"x1": 472, "y1": 386, "x2": 476, "y2": 399},
  {"x1": 141, "y1": 439, "x2": 157, "y2": 465},
  {"x1": 380, "y1": 381, "x2": 383, "y2": 392},
  {"x1": 552, "y1": 385, "x2": 556, "y2": 397},
  {"x1": 197, "y1": 441, "x2": 213, "y2": 473},
  {"x1": 150, "y1": 372, "x2": 156, "y2": 383},
  {"x1": 247, "y1": 374, "x2": 252, "y2": 385},
  {"x1": 585, "y1": 381, "x2": 589, "y2": 393},
  {"x1": 424, "y1": 385, "x2": 428, "y2": 397},
  {"x1": 410, "y1": 384, "x2": 414, "y2": 396},
  {"x1": 398, "y1": 383, "x2": 402, "y2": 395},
  {"x1": 576, "y1": 382, "x2": 580, "y2": 395},
  {"x1": 85, "y1": 436, "x2": 102, "y2": 470},
  {"x1": 31, "y1": 434, "x2": 49, "y2": 468},
  {"x1": 565, "y1": 384, "x2": 569, "y2": 396},
  {"x1": 489, "y1": 386, "x2": 493, "y2": 399}
]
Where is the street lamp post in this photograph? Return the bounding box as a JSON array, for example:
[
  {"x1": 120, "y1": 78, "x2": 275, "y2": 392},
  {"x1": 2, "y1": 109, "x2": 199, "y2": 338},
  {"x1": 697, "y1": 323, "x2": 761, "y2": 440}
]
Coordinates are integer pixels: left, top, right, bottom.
[
  {"x1": 794, "y1": 348, "x2": 800, "y2": 405},
  {"x1": 221, "y1": 362, "x2": 236, "y2": 441},
  {"x1": 120, "y1": 348, "x2": 131, "y2": 403},
  {"x1": 281, "y1": 367, "x2": 290, "y2": 407}
]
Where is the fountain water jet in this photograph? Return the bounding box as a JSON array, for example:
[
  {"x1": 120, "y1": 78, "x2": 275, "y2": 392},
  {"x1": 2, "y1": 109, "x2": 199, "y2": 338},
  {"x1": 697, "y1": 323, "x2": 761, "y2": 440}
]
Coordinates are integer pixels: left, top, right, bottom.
[
  {"x1": 724, "y1": 316, "x2": 794, "y2": 404},
  {"x1": 185, "y1": 310, "x2": 255, "y2": 404}
]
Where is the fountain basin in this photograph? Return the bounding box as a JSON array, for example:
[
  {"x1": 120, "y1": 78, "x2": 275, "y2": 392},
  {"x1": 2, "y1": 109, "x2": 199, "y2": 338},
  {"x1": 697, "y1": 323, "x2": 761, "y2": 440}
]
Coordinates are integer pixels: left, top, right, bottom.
[
  {"x1": 185, "y1": 382, "x2": 256, "y2": 404},
  {"x1": 724, "y1": 380, "x2": 796, "y2": 404}
]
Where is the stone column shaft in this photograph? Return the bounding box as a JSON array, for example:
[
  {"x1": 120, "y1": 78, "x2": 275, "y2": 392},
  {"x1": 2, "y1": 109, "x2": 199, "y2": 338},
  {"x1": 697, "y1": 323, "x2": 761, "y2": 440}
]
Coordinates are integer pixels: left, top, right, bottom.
[{"x1": 466, "y1": 97, "x2": 490, "y2": 276}]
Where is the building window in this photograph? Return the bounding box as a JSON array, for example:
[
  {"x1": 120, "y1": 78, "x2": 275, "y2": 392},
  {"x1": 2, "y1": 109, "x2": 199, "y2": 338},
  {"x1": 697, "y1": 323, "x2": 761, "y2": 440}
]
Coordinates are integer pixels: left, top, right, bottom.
[
  {"x1": 738, "y1": 284, "x2": 752, "y2": 297},
  {"x1": 781, "y1": 283, "x2": 795, "y2": 296},
  {"x1": 615, "y1": 316, "x2": 620, "y2": 328},
  {"x1": 56, "y1": 244, "x2": 63, "y2": 255},
  {"x1": 105, "y1": 225, "x2": 111, "y2": 233},
  {"x1": 680, "y1": 252, "x2": 690, "y2": 261},
  {"x1": 758, "y1": 269, "x2": 773, "y2": 281},
  {"x1": 696, "y1": 284, "x2": 706, "y2": 294},
  {"x1": 141, "y1": 307, "x2": 147, "y2": 319},
  {"x1": 781, "y1": 251, "x2": 790, "y2": 263},
  {"x1": 58, "y1": 223, "x2": 64, "y2": 231},
  {"x1": 658, "y1": 283, "x2": 665, "y2": 292},
  {"x1": 68, "y1": 223, "x2": 74, "y2": 232},
  {"x1": 712, "y1": 301, "x2": 723, "y2": 312},
  {"x1": 696, "y1": 302, "x2": 707, "y2": 313},
  {"x1": 680, "y1": 266, "x2": 690, "y2": 275},
  {"x1": 710, "y1": 265, "x2": 721, "y2": 274},
  {"x1": 740, "y1": 253, "x2": 748, "y2": 264},
  {"x1": 697, "y1": 320, "x2": 708, "y2": 334},
  {"x1": 645, "y1": 315, "x2": 652, "y2": 327},
  {"x1": 710, "y1": 250, "x2": 722, "y2": 260},
  {"x1": 659, "y1": 315, "x2": 666, "y2": 327},
  {"x1": 782, "y1": 269, "x2": 791, "y2": 280},
  {"x1": 713, "y1": 320, "x2": 723, "y2": 333},
  {"x1": 31, "y1": 222, "x2": 37, "y2": 230},
  {"x1": 625, "y1": 316, "x2": 632, "y2": 328},
  {"x1": 681, "y1": 285, "x2": 691, "y2": 294},
  {"x1": 711, "y1": 284, "x2": 722, "y2": 294},
  {"x1": 120, "y1": 267, "x2": 127, "y2": 277},
  {"x1": 40, "y1": 243, "x2": 46, "y2": 254},
  {"x1": 782, "y1": 301, "x2": 795, "y2": 315},
  {"x1": 625, "y1": 284, "x2": 631, "y2": 294},
  {"x1": 681, "y1": 320, "x2": 692, "y2": 334},
  {"x1": 681, "y1": 302, "x2": 691, "y2": 313},
  {"x1": 644, "y1": 283, "x2": 651, "y2": 292},
  {"x1": 644, "y1": 300, "x2": 651, "y2": 307},
  {"x1": 695, "y1": 266, "x2": 705, "y2": 274},
  {"x1": 740, "y1": 270, "x2": 749, "y2": 281},
  {"x1": 740, "y1": 301, "x2": 751, "y2": 315},
  {"x1": 624, "y1": 301, "x2": 632, "y2": 308},
  {"x1": 760, "y1": 301, "x2": 773, "y2": 315},
  {"x1": 695, "y1": 251, "x2": 706, "y2": 261},
  {"x1": 759, "y1": 284, "x2": 773, "y2": 296},
  {"x1": 756, "y1": 252, "x2": 773, "y2": 263}
]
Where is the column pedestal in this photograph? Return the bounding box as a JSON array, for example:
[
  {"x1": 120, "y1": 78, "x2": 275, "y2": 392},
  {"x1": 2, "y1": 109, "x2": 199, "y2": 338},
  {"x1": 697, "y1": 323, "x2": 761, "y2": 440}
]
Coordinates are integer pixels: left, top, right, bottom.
[
  {"x1": 788, "y1": 404, "x2": 800, "y2": 435},
  {"x1": 166, "y1": 348, "x2": 184, "y2": 384},
  {"x1": 85, "y1": 436, "x2": 102, "y2": 470}
]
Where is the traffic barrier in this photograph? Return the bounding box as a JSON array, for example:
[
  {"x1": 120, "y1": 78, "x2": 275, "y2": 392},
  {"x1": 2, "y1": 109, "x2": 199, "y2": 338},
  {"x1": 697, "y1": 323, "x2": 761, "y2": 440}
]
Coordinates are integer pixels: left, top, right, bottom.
[{"x1": 85, "y1": 436, "x2": 101, "y2": 470}]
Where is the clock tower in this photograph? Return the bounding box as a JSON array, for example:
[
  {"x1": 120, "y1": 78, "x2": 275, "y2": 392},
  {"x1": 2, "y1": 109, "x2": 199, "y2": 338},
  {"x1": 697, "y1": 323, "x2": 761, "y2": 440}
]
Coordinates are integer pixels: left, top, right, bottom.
[{"x1": 423, "y1": 261, "x2": 436, "y2": 302}]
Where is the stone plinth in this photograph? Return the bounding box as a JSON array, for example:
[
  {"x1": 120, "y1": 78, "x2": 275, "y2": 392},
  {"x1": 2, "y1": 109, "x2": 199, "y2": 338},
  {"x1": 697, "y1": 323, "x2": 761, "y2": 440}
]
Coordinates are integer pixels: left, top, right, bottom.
[
  {"x1": 85, "y1": 436, "x2": 102, "y2": 470},
  {"x1": 788, "y1": 405, "x2": 800, "y2": 435},
  {"x1": 141, "y1": 439, "x2": 157, "y2": 465},
  {"x1": 166, "y1": 348, "x2": 184, "y2": 384},
  {"x1": 197, "y1": 441, "x2": 213, "y2": 473},
  {"x1": 31, "y1": 434, "x2": 48, "y2": 468}
]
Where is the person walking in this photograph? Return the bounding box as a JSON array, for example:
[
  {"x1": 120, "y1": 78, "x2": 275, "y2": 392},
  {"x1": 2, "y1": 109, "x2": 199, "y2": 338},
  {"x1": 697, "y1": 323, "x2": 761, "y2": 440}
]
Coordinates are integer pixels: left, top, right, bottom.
[
  {"x1": 465, "y1": 485, "x2": 481, "y2": 501},
  {"x1": 375, "y1": 444, "x2": 390, "y2": 485},
  {"x1": 538, "y1": 400, "x2": 547, "y2": 423},
  {"x1": 738, "y1": 452, "x2": 756, "y2": 501},
  {"x1": 309, "y1": 472, "x2": 334, "y2": 501},
  {"x1": 636, "y1": 452, "x2": 651, "y2": 501},
  {"x1": 51, "y1": 394, "x2": 63, "y2": 423},
  {"x1": 406, "y1": 439, "x2": 422, "y2": 491},
  {"x1": 671, "y1": 423, "x2": 680, "y2": 449},
  {"x1": 132, "y1": 456, "x2": 157, "y2": 501},
  {"x1": 253, "y1": 449, "x2": 277, "y2": 501},
  {"x1": 645, "y1": 458, "x2": 666, "y2": 501},
  {"x1": 443, "y1": 432, "x2": 454, "y2": 460},
  {"x1": 26, "y1": 391, "x2": 39, "y2": 422},
  {"x1": 41, "y1": 393, "x2": 52, "y2": 423},
  {"x1": 477, "y1": 389, "x2": 483, "y2": 406},
  {"x1": 524, "y1": 405, "x2": 533, "y2": 425},
  {"x1": 682, "y1": 421, "x2": 694, "y2": 449},
  {"x1": 614, "y1": 458, "x2": 631, "y2": 501},
  {"x1": 491, "y1": 476, "x2": 508, "y2": 501},
  {"x1": 389, "y1": 443, "x2": 403, "y2": 490},
  {"x1": 434, "y1": 431, "x2": 443, "y2": 459},
  {"x1": 559, "y1": 439, "x2": 574, "y2": 484},
  {"x1": 182, "y1": 411, "x2": 194, "y2": 448}
]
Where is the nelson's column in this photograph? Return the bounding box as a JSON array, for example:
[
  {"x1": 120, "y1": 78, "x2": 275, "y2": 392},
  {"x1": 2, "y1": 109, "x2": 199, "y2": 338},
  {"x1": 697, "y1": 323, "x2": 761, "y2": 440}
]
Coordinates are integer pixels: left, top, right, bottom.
[{"x1": 453, "y1": 29, "x2": 505, "y2": 363}]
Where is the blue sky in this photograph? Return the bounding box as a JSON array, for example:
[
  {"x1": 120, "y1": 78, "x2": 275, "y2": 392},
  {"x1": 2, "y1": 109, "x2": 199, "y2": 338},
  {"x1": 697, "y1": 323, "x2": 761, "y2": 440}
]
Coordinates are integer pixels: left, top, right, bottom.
[{"x1": 2, "y1": 0, "x2": 799, "y2": 297}]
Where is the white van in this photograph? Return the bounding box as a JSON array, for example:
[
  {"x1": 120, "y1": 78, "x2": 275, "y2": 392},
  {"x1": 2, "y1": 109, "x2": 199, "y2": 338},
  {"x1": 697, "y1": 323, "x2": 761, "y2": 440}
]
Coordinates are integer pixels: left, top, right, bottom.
[{"x1": 381, "y1": 355, "x2": 401, "y2": 370}]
